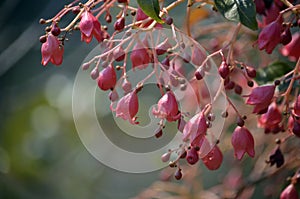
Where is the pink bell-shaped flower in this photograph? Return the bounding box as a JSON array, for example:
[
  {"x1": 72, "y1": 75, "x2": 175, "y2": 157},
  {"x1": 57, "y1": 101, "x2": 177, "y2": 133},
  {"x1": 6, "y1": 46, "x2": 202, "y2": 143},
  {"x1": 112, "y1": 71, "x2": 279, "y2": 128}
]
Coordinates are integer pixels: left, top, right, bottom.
[
  {"x1": 182, "y1": 111, "x2": 207, "y2": 146},
  {"x1": 201, "y1": 145, "x2": 223, "y2": 170},
  {"x1": 280, "y1": 184, "x2": 299, "y2": 199},
  {"x1": 111, "y1": 90, "x2": 139, "y2": 124},
  {"x1": 246, "y1": 85, "x2": 275, "y2": 114},
  {"x1": 152, "y1": 91, "x2": 181, "y2": 122},
  {"x1": 231, "y1": 126, "x2": 255, "y2": 160},
  {"x1": 258, "y1": 102, "x2": 282, "y2": 134},
  {"x1": 281, "y1": 32, "x2": 300, "y2": 62},
  {"x1": 258, "y1": 15, "x2": 283, "y2": 54},
  {"x1": 41, "y1": 33, "x2": 64, "y2": 66},
  {"x1": 79, "y1": 11, "x2": 103, "y2": 43},
  {"x1": 97, "y1": 65, "x2": 117, "y2": 91}
]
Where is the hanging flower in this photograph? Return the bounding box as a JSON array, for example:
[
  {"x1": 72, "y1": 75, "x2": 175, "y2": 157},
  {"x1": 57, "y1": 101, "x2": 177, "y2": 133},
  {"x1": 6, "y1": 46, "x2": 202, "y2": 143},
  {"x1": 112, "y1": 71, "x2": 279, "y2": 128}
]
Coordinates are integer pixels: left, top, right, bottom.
[
  {"x1": 280, "y1": 184, "x2": 299, "y2": 199},
  {"x1": 79, "y1": 11, "x2": 103, "y2": 43},
  {"x1": 41, "y1": 33, "x2": 64, "y2": 66},
  {"x1": 130, "y1": 38, "x2": 152, "y2": 70},
  {"x1": 201, "y1": 145, "x2": 223, "y2": 170},
  {"x1": 231, "y1": 126, "x2": 255, "y2": 160},
  {"x1": 257, "y1": 15, "x2": 282, "y2": 54},
  {"x1": 97, "y1": 65, "x2": 117, "y2": 91},
  {"x1": 281, "y1": 32, "x2": 300, "y2": 62},
  {"x1": 182, "y1": 110, "x2": 207, "y2": 146},
  {"x1": 246, "y1": 85, "x2": 275, "y2": 114},
  {"x1": 152, "y1": 91, "x2": 181, "y2": 122},
  {"x1": 111, "y1": 90, "x2": 139, "y2": 124},
  {"x1": 258, "y1": 102, "x2": 282, "y2": 134}
]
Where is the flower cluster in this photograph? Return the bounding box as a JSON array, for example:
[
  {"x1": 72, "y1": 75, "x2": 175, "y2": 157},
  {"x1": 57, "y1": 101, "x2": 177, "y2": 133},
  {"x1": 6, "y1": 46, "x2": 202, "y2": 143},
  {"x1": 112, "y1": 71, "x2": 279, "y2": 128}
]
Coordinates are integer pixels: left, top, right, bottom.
[{"x1": 39, "y1": 0, "x2": 300, "y2": 197}]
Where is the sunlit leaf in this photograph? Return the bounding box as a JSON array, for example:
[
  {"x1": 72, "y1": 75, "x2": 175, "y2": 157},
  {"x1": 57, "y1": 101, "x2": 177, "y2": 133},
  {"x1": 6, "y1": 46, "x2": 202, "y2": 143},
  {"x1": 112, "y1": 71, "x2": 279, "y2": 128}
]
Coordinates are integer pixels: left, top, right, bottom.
[{"x1": 137, "y1": 0, "x2": 164, "y2": 23}]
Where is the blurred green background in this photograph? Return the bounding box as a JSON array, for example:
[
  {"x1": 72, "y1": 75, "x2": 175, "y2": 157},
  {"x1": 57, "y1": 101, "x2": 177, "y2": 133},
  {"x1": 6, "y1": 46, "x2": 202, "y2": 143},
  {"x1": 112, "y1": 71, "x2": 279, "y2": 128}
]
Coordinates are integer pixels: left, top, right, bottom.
[{"x1": 0, "y1": 1, "x2": 165, "y2": 198}]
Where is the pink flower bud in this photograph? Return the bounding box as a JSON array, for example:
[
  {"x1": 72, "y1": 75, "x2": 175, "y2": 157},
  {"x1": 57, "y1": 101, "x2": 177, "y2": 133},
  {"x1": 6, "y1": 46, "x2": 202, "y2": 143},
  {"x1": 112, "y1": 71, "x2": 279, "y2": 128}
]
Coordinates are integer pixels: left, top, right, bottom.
[
  {"x1": 201, "y1": 145, "x2": 223, "y2": 170},
  {"x1": 152, "y1": 91, "x2": 181, "y2": 122},
  {"x1": 79, "y1": 11, "x2": 103, "y2": 43},
  {"x1": 90, "y1": 67, "x2": 99, "y2": 80},
  {"x1": 174, "y1": 168, "x2": 182, "y2": 180},
  {"x1": 218, "y1": 61, "x2": 230, "y2": 79},
  {"x1": 97, "y1": 65, "x2": 117, "y2": 91},
  {"x1": 161, "y1": 152, "x2": 171, "y2": 162},
  {"x1": 258, "y1": 16, "x2": 283, "y2": 54},
  {"x1": 114, "y1": 17, "x2": 125, "y2": 31},
  {"x1": 111, "y1": 90, "x2": 139, "y2": 124},
  {"x1": 280, "y1": 184, "x2": 299, "y2": 199},
  {"x1": 41, "y1": 33, "x2": 64, "y2": 66},
  {"x1": 109, "y1": 90, "x2": 119, "y2": 102},
  {"x1": 130, "y1": 38, "x2": 152, "y2": 70},
  {"x1": 51, "y1": 24, "x2": 61, "y2": 36},
  {"x1": 281, "y1": 32, "x2": 300, "y2": 61},
  {"x1": 280, "y1": 27, "x2": 292, "y2": 45},
  {"x1": 195, "y1": 68, "x2": 205, "y2": 80},
  {"x1": 113, "y1": 46, "x2": 125, "y2": 62},
  {"x1": 231, "y1": 126, "x2": 255, "y2": 160},
  {"x1": 186, "y1": 147, "x2": 199, "y2": 165},
  {"x1": 246, "y1": 66, "x2": 256, "y2": 78},
  {"x1": 258, "y1": 103, "x2": 282, "y2": 134},
  {"x1": 122, "y1": 79, "x2": 132, "y2": 93},
  {"x1": 155, "y1": 38, "x2": 172, "y2": 55}
]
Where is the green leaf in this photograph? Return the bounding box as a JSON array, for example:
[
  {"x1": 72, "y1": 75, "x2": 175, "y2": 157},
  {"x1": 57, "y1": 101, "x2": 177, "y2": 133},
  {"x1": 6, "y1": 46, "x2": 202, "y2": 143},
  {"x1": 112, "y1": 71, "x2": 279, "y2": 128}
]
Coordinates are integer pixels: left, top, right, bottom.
[
  {"x1": 256, "y1": 61, "x2": 293, "y2": 84},
  {"x1": 214, "y1": 0, "x2": 258, "y2": 30},
  {"x1": 137, "y1": 0, "x2": 164, "y2": 24}
]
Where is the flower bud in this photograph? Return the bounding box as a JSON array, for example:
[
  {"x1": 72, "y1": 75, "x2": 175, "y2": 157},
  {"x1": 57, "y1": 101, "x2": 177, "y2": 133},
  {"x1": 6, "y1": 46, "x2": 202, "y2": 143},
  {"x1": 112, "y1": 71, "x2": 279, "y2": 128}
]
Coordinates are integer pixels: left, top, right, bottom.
[
  {"x1": 280, "y1": 184, "x2": 299, "y2": 199},
  {"x1": 186, "y1": 147, "x2": 199, "y2": 165},
  {"x1": 218, "y1": 61, "x2": 230, "y2": 79},
  {"x1": 174, "y1": 168, "x2": 182, "y2": 180},
  {"x1": 246, "y1": 66, "x2": 256, "y2": 78},
  {"x1": 202, "y1": 145, "x2": 223, "y2": 170},
  {"x1": 161, "y1": 152, "x2": 171, "y2": 162},
  {"x1": 156, "y1": 38, "x2": 172, "y2": 55},
  {"x1": 109, "y1": 90, "x2": 119, "y2": 102},
  {"x1": 195, "y1": 68, "x2": 205, "y2": 80},
  {"x1": 51, "y1": 24, "x2": 61, "y2": 36},
  {"x1": 97, "y1": 65, "x2": 117, "y2": 91},
  {"x1": 90, "y1": 67, "x2": 99, "y2": 80},
  {"x1": 280, "y1": 27, "x2": 292, "y2": 45},
  {"x1": 113, "y1": 46, "x2": 125, "y2": 62},
  {"x1": 114, "y1": 17, "x2": 125, "y2": 31},
  {"x1": 231, "y1": 126, "x2": 255, "y2": 160}
]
